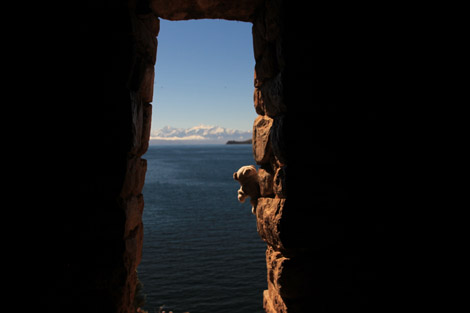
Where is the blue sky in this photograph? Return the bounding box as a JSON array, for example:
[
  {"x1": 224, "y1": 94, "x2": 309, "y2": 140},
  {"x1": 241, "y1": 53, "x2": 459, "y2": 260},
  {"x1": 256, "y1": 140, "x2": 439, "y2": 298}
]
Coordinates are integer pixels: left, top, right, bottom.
[{"x1": 152, "y1": 19, "x2": 257, "y2": 132}]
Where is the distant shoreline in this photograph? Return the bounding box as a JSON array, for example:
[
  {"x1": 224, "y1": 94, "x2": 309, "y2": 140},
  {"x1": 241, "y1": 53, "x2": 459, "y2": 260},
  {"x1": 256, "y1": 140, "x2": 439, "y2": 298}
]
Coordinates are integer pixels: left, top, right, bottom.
[{"x1": 226, "y1": 139, "x2": 252, "y2": 145}]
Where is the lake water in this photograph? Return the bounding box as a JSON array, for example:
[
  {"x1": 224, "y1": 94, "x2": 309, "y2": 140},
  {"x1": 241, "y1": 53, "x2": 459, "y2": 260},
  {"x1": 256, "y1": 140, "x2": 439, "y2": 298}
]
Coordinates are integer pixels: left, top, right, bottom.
[{"x1": 138, "y1": 145, "x2": 267, "y2": 313}]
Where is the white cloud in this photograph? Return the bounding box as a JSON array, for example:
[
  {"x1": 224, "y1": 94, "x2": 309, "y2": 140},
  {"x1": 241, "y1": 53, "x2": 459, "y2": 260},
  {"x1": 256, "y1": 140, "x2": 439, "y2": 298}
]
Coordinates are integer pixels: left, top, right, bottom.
[
  {"x1": 150, "y1": 125, "x2": 252, "y2": 144},
  {"x1": 150, "y1": 135, "x2": 206, "y2": 141}
]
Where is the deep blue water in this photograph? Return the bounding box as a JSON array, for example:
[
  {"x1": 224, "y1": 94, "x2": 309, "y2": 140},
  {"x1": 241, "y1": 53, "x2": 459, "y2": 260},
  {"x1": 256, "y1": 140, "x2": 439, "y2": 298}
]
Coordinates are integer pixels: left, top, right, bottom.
[{"x1": 138, "y1": 145, "x2": 267, "y2": 313}]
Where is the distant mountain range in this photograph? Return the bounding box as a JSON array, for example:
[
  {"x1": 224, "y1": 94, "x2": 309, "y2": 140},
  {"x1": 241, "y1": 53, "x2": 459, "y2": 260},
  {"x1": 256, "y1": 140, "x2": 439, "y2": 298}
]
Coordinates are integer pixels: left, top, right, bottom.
[{"x1": 150, "y1": 125, "x2": 252, "y2": 144}]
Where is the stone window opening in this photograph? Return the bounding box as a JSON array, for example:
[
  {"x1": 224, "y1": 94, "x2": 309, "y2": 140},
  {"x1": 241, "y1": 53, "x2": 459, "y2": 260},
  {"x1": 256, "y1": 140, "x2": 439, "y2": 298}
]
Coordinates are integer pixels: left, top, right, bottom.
[
  {"x1": 136, "y1": 18, "x2": 266, "y2": 313},
  {"x1": 126, "y1": 1, "x2": 292, "y2": 311}
]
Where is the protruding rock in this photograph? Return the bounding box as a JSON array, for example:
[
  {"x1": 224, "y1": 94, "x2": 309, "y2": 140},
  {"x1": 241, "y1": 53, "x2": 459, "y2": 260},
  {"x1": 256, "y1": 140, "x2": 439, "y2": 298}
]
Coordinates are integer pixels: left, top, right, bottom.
[
  {"x1": 254, "y1": 87, "x2": 265, "y2": 115},
  {"x1": 137, "y1": 102, "x2": 152, "y2": 157},
  {"x1": 258, "y1": 168, "x2": 274, "y2": 197},
  {"x1": 252, "y1": 10, "x2": 267, "y2": 61},
  {"x1": 253, "y1": 115, "x2": 273, "y2": 165},
  {"x1": 261, "y1": 73, "x2": 285, "y2": 118},
  {"x1": 266, "y1": 245, "x2": 310, "y2": 300},
  {"x1": 273, "y1": 166, "x2": 287, "y2": 198},
  {"x1": 255, "y1": 198, "x2": 286, "y2": 251},
  {"x1": 270, "y1": 114, "x2": 286, "y2": 165},
  {"x1": 121, "y1": 157, "x2": 147, "y2": 198},
  {"x1": 140, "y1": 66, "x2": 155, "y2": 103},
  {"x1": 254, "y1": 42, "x2": 279, "y2": 83}
]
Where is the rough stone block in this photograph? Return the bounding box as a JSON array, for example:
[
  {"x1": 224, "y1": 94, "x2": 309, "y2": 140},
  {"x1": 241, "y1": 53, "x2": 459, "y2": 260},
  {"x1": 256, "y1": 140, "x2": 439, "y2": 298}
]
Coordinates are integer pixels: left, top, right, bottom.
[
  {"x1": 255, "y1": 42, "x2": 279, "y2": 83},
  {"x1": 140, "y1": 65, "x2": 155, "y2": 103},
  {"x1": 254, "y1": 68, "x2": 262, "y2": 88},
  {"x1": 273, "y1": 166, "x2": 287, "y2": 198},
  {"x1": 255, "y1": 198, "x2": 286, "y2": 250},
  {"x1": 122, "y1": 194, "x2": 144, "y2": 237},
  {"x1": 150, "y1": 0, "x2": 264, "y2": 22},
  {"x1": 270, "y1": 114, "x2": 287, "y2": 165},
  {"x1": 133, "y1": 14, "x2": 159, "y2": 65},
  {"x1": 266, "y1": 245, "x2": 310, "y2": 300},
  {"x1": 137, "y1": 102, "x2": 152, "y2": 157},
  {"x1": 253, "y1": 87, "x2": 265, "y2": 115},
  {"x1": 121, "y1": 157, "x2": 147, "y2": 198},
  {"x1": 264, "y1": 0, "x2": 281, "y2": 42},
  {"x1": 136, "y1": 13, "x2": 160, "y2": 38},
  {"x1": 261, "y1": 72, "x2": 285, "y2": 118},
  {"x1": 263, "y1": 286, "x2": 288, "y2": 313},
  {"x1": 129, "y1": 98, "x2": 152, "y2": 157},
  {"x1": 253, "y1": 115, "x2": 273, "y2": 165},
  {"x1": 263, "y1": 289, "x2": 277, "y2": 313},
  {"x1": 124, "y1": 222, "x2": 143, "y2": 268},
  {"x1": 129, "y1": 94, "x2": 143, "y2": 156},
  {"x1": 252, "y1": 10, "x2": 266, "y2": 61},
  {"x1": 256, "y1": 197, "x2": 317, "y2": 252},
  {"x1": 258, "y1": 167, "x2": 274, "y2": 197}
]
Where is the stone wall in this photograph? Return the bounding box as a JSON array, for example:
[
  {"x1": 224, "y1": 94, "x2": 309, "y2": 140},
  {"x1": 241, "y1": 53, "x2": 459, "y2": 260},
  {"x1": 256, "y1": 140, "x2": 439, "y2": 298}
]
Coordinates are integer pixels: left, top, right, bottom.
[
  {"x1": 252, "y1": 2, "x2": 384, "y2": 312},
  {"x1": 118, "y1": 5, "x2": 160, "y2": 312},
  {"x1": 251, "y1": 2, "x2": 314, "y2": 312},
  {"x1": 35, "y1": 2, "x2": 160, "y2": 312}
]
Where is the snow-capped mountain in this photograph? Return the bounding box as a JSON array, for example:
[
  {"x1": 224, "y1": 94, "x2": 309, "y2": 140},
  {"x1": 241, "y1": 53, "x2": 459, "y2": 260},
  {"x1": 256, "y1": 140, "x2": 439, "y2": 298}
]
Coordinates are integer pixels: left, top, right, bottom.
[{"x1": 150, "y1": 125, "x2": 252, "y2": 144}]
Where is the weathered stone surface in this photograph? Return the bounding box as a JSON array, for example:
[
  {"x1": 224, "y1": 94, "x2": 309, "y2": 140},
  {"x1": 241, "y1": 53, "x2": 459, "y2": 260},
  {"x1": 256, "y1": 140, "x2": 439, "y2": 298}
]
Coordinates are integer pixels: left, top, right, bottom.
[
  {"x1": 261, "y1": 73, "x2": 285, "y2": 118},
  {"x1": 255, "y1": 198, "x2": 286, "y2": 251},
  {"x1": 254, "y1": 72, "x2": 285, "y2": 119},
  {"x1": 252, "y1": 9, "x2": 267, "y2": 61},
  {"x1": 253, "y1": 115, "x2": 273, "y2": 165},
  {"x1": 273, "y1": 166, "x2": 287, "y2": 198},
  {"x1": 254, "y1": 68, "x2": 262, "y2": 88},
  {"x1": 258, "y1": 167, "x2": 274, "y2": 197},
  {"x1": 254, "y1": 87, "x2": 265, "y2": 115},
  {"x1": 117, "y1": 268, "x2": 137, "y2": 313},
  {"x1": 150, "y1": 0, "x2": 264, "y2": 21},
  {"x1": 140, "y1": 65, "x2": 155, "y2": 103},
  {"x1": 263, "y1": 287, "x2": 287, "y2": 313},
  {"x1": 138, "y1": 12, "x2": 160, "y2": 36},
  {"x1": 270, "y1": 114, "x2": 286, "y2": 165},
  {"x1": 266, "y1": 245, "x2": 310, "y2": 300},
  {"x1": 130, "y1": 94, "x2": 143, "y2": 156},
  {"x1": 137, "y1": 102, "x2": 152, "y2": 157},
  {"x1": 133, "y1": 14, "x2": 159, "y2": 65},
  {"x1": 264, "y1": 0, "x2": 281, "y2": 42},
  {"x1": 122, "y1": 194, "x2": 144, "y2": 237},
  {"x1": 121, "y1": 157, "x2": 147, "y2": 198},
  {"x1": 125, "y1": 222, "x2": 144, "y2": 267},
  {"x1": 255, "y1": 42, "x2": 279, "y2": 83}
]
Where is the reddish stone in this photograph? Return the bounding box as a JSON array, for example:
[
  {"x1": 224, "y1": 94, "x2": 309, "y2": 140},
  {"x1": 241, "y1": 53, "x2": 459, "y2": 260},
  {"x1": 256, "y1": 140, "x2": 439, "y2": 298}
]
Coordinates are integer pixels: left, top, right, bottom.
[
  {"x1": 252, "y1": 115, "x2": 273, "y2": 165},
  {"x1": 121, "y1": 157, "x2": 147, "y2": 198},
  {"x1": 140, "y1": 65, "x2": 155, "y2": 103},
  {"x1": 254, "y1": 42, "x2": 279, "y2": 83},
  {"x1": 266, "y1": 245, "x2": 310, "y2": 300},
  {"x1": 122, "y1": 194, "x2": 144, "y2": 237},
  {"x1": 261, "y1": 73, "x2": 285, "y2": 118},
  {"x1": 258, "y1": 167, "x2": 274, "y2": 197},
  {"x1": 273, "y1": 166, "x2": 287, "y2": 198},
  {"x1": 150, "y1": 0, "x2": 264, "y2": 21},
  {"x1": 137, "y1": 102, "x2": 152, "y2": 157},
  {"x1": 255, "y1": 198, "x2": 286, "y2": 251},
  {"x1": 253, "y1": 87, "x2": 265, "y2": 115}
]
